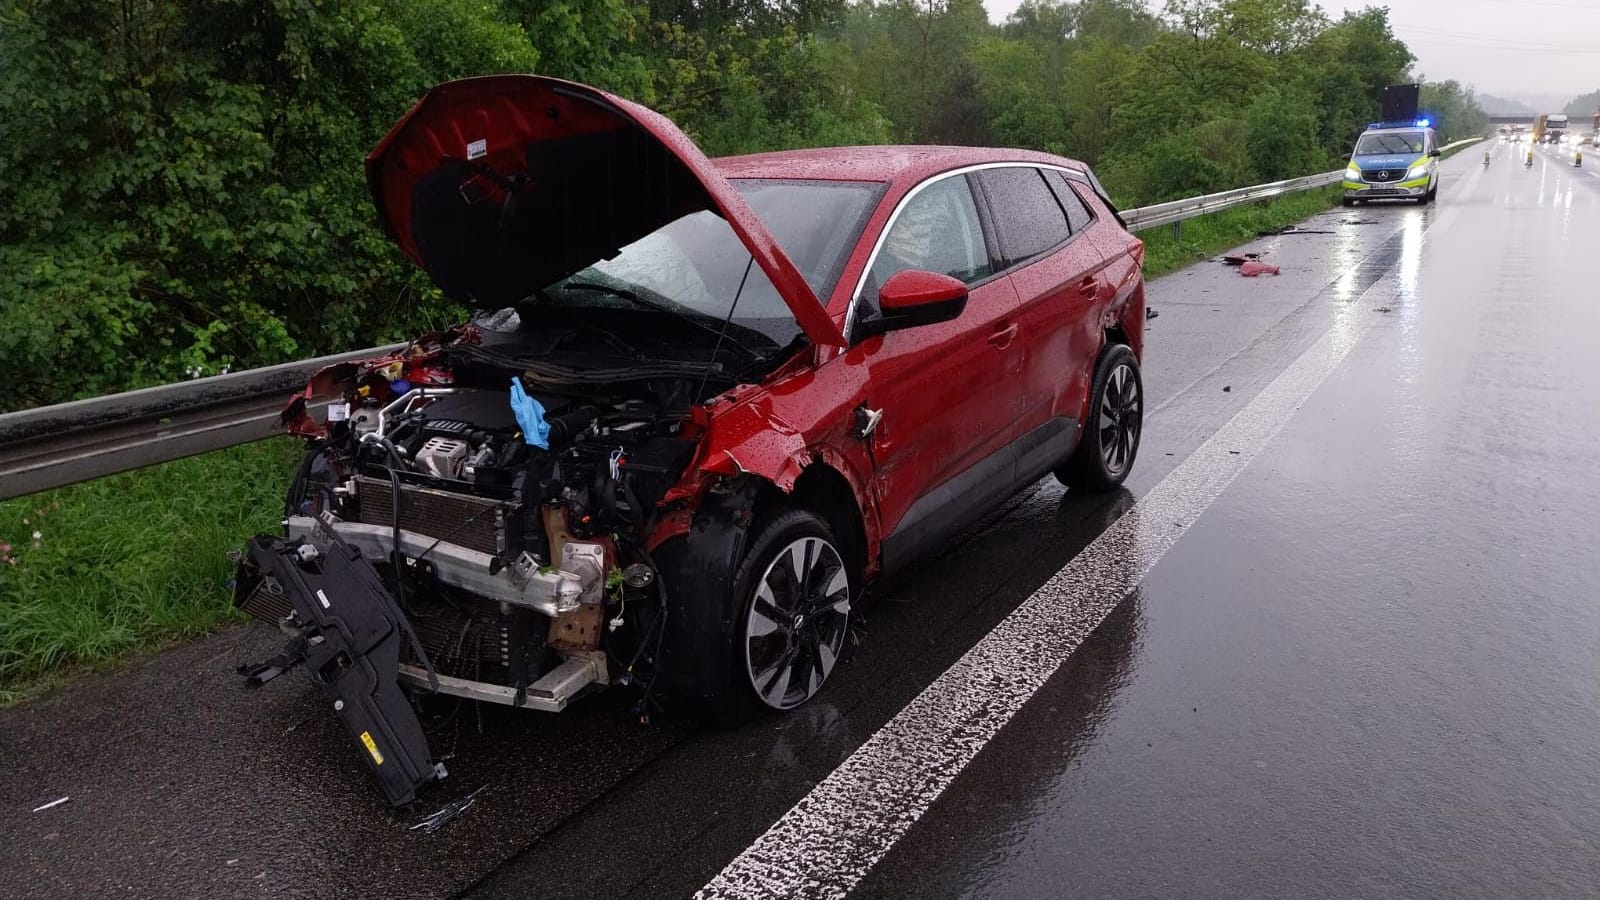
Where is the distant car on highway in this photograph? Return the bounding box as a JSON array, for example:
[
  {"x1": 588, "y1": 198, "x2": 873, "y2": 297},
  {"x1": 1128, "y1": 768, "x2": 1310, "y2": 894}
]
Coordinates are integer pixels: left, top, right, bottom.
[
  {"x1": 1342, "y1": 120, "x2": 1441, "y2": 206},
  {"x1": 231, "y1": 75, "x2": 1150, "y2": 806}
]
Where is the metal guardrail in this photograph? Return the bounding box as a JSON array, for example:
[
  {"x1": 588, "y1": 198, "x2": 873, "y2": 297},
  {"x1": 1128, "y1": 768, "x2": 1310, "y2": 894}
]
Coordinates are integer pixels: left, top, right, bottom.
[
  {"x1": 0, "y1": 345, "x2": 399, "y2": 500},
  {"x1": 1122, "y1": 171, "x2": 1345, "y2": 233},
  {"x1": 0, "y1": 139, "x2": 1487, "y2": 501}
]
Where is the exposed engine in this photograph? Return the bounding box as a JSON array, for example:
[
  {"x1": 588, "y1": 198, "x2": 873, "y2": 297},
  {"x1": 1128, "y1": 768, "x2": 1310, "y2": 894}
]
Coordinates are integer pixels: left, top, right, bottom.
[{"x1": 239, "y1": 335, "x2": 702, "y2": 716}]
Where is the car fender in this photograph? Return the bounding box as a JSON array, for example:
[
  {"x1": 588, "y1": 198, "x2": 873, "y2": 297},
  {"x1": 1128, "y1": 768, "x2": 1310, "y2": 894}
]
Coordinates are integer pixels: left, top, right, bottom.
[{"x1": 647, "y1": 358, "x2": 883, "y2": 577}]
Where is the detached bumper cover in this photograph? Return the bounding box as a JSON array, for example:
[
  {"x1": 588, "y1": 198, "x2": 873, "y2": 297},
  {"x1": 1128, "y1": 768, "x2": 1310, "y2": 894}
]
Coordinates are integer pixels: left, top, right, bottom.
[{"x1": 235, "y1": 532, "x2": 444, "y2": 807}]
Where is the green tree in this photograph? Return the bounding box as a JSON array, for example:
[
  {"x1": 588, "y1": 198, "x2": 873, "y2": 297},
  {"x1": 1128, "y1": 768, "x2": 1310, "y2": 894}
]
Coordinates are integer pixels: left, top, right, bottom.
[
  {"x1": 1419, "y1": 79, "x2": 1489, "y2": 143},
  {"x1": 1245, "y1": 87, "x2": 1324, "y2": 179},
  {"x1": 0, "y1": 0, "x2": 1472, "y2": 410},
  {"x1": 0, "y1": 0, "x2": 539, "y2": 409},
  {"x1": 1291, "y1": 7, "x2": 1414, "y2": 159},
  {"x1": 968, "y1": 36, "x2": 1065, "y2": 151}
]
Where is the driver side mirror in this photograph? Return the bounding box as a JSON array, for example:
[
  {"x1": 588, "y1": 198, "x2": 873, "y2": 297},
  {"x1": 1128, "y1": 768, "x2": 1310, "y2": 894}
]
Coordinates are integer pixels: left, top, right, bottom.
[
  {"x1": 1429, "y1": 148, "x2": 1441, "y2": 157},
  {"x1": 854, "y1": 270, "x2": 968, "y2": 341}
]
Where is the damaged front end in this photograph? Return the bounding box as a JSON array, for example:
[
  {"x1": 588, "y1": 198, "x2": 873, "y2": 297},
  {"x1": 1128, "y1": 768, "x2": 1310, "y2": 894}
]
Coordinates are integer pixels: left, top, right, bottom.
[
  {"x1": 234, "y1": 342, "x2": 690, "y2": 805},
  {"x1": 230, "y1": 73, "x2": 849, "y2": 807}
]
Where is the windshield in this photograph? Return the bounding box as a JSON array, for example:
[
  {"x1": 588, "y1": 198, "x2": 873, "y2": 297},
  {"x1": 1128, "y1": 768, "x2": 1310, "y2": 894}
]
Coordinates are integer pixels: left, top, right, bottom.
[
  {"x1": 537, "y1": 179, "x2": 882, "y2": 349},
  {"x1": 1355, "y1": 131, "x2": 1425, "y2": 156}
]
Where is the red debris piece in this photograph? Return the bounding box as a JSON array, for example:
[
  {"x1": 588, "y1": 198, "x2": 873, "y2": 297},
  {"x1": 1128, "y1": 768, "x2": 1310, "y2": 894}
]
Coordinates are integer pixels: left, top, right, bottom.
[{"x1": 1238, "y1": 260, "x2": 1280, "y2": 277}]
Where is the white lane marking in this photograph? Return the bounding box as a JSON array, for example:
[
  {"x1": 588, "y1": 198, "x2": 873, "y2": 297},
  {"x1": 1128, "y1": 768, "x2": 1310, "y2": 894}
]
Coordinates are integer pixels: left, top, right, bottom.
[{"x1": 697, "y1": 217, "x2": 1450, "y2": 900}]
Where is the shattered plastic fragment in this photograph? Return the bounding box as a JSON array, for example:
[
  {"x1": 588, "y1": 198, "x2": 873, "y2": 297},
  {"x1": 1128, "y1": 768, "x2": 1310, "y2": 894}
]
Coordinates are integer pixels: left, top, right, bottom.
[
  {"x1": 1238, "y1": 260, "x2": 1280, "y2": 277},
  {"x1": 410, "y1": 785, "x2": 487, "y2": 834},
  {"x1": 509, "y1": 378, "x2": 551, "y2": 448}
]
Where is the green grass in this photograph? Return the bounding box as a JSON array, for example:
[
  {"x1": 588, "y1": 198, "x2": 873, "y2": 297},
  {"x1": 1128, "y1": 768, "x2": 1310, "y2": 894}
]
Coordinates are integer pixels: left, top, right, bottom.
[
  {"x1": 0, "y1": 439, "x2": 302, "y2": 705},
  {"x1": 1139, "y1": 185, "x2": 1346, "y2": 280}
]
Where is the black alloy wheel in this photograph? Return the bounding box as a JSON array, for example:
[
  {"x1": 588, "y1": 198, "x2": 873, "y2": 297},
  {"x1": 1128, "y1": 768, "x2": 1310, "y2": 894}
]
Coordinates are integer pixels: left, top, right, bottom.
[
  {"x1": 1058, "y1": 343, "x2": 1143, "y2": 491},
  {"x1": 739, "y1": 514, "x2": 852, "y2": 711}
]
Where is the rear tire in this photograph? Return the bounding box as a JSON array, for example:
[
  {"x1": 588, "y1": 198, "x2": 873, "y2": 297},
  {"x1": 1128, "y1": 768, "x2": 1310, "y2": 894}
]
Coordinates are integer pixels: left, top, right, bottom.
[{"x1": 1057, "y1": 344, "x2": 1143, "y2": 492}]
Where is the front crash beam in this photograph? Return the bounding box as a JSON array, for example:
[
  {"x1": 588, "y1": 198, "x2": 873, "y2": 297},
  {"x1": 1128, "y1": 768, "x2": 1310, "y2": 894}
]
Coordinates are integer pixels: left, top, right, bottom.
[{"x1": 235, "y1": 533, "x2": 444, "y2": 807}]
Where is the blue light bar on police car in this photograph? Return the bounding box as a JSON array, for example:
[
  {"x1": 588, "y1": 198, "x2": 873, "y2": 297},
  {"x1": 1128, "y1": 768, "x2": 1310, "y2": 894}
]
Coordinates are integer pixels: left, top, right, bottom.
[{"x1": 1366, "y1": 119, "x2": 1435, "y2": 131}]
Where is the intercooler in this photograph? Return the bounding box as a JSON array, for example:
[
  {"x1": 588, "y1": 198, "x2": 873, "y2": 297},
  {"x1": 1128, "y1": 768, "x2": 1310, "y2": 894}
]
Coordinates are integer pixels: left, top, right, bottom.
[{"x1": 353, "y1": 475, "x2": 508, "y2": 557}]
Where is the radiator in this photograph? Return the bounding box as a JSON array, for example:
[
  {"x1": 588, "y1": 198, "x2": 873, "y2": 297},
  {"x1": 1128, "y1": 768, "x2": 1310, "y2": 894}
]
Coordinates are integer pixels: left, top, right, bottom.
[{"x1": 353, "y1": 475, "x2": 507, "y2": 557}]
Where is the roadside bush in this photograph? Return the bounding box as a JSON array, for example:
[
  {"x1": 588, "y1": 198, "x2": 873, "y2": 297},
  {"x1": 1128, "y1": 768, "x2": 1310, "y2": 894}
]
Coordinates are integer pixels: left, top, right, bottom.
[
  {"x1": 0, "y1": 0, "x2": 1475, "y2": 413},
  {"x1": 1246, "y1": 87, "x2": 1327, "y2": 181}
]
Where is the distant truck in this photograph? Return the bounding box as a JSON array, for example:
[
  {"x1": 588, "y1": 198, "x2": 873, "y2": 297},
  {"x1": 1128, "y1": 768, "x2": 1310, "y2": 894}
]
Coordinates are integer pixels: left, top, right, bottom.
[{"x1": 1546, "y1": 114, "x2": 1569, "y2": 144}]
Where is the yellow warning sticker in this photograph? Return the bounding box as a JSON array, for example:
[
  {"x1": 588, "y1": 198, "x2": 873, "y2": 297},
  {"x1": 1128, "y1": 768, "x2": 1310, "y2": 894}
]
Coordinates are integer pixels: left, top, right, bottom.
[{"x1": 360, "y1": 730, "x2": 384, "y2": 766}]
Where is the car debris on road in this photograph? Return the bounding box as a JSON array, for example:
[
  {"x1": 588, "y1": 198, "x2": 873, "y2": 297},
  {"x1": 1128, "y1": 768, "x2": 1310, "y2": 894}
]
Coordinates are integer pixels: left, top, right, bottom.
[{"x1": 409, "y1": 785, "x2": 487, "y2": 834}]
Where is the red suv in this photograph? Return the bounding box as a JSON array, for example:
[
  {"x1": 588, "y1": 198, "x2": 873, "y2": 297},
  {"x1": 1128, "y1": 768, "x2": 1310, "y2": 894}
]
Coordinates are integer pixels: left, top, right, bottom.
[{"x1": 234, "y1": 75, "x2": 1147, "y2": 806}]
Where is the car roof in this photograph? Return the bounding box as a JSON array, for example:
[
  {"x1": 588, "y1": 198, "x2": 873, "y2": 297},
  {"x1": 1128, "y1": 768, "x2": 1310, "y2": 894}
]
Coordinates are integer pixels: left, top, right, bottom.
[{"x1": 712, "y1": 145, "x2": 1091, "y2": 185}]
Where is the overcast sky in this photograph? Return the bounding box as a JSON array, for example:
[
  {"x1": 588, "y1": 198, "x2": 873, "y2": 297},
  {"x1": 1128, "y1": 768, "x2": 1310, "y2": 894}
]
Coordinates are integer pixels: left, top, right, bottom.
[{"x1": 980, "y1": 0, "x2": 1600, "y2": 108}]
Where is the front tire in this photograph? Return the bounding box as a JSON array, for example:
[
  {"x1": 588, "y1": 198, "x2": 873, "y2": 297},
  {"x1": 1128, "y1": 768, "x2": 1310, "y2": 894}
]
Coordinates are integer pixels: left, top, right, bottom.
[
  {"x1": 728, "y1": 510, "x2": 852, "y2": 716},
  {"x1": 1058, "y1": 344, "x2": 1143, "y2": 491}
]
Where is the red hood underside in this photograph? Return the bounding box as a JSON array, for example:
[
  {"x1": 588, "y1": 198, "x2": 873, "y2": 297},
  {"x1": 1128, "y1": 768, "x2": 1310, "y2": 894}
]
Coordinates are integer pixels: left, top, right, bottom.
[{"x1": 365, "y1": 75, "x2": 845, "y2": 347}]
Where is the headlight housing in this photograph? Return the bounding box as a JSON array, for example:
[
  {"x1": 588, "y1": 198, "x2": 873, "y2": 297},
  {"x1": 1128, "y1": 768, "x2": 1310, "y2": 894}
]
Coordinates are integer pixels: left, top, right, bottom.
[{"x1": 1406, "y1": 160, "x2": 1431, "y2": 180}]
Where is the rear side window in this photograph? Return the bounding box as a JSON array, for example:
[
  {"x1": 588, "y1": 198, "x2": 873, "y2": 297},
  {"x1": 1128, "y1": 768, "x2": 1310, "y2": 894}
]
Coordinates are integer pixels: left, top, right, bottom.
[
  {"x1": 978, "y1": 167, "x2": 1070, "y2": 266},
  {"x1": 1043, "y1": 170, "x2": 1096, "y2": 233}
]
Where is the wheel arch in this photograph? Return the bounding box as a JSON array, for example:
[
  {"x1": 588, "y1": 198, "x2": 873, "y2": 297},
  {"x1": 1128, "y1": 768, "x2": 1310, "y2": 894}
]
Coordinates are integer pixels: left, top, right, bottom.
[
  {"x1": 755, "y1": 461, "x2": 872, "y2": 592},
  {"x1": 1108, "y1": 279, "x2": 1146, "y2": 362}
]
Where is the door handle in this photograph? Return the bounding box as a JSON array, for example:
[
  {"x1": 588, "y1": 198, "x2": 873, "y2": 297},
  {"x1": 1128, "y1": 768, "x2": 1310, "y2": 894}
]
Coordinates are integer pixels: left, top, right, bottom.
[
  {"x1": 988, "y1": 322, "x2": 1019, "y2": 348},
  {"x1": 1077, "y1": 276, "x2": 1098, "y2": 298}
]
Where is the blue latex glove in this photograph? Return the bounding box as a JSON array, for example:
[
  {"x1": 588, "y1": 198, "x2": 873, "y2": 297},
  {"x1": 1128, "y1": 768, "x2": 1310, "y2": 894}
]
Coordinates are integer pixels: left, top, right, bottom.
[{"x1": 509, "y1": 378, "x2": 550, "y2": 449}]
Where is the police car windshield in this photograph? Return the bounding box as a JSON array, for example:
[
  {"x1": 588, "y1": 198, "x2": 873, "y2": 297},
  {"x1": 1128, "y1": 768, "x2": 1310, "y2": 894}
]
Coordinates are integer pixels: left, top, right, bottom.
[{"x1": 1356, "y1": 132, "x2": 1425, "y2": 156}]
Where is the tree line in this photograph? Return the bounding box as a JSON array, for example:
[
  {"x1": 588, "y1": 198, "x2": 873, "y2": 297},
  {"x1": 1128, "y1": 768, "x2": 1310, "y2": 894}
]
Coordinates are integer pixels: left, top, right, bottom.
[{"x1": 0, "y1": 0, "x2": 1486, "y2": 410}]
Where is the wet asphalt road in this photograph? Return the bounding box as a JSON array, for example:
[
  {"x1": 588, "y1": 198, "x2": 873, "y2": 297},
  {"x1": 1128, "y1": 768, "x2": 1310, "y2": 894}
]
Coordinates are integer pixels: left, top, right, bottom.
[
  {"x1": 851, "y1": 140, "x2": 1600, "y2": 899},
  {"x1": 4, "y1": 141, "x2": 1597, "y2": 898}
]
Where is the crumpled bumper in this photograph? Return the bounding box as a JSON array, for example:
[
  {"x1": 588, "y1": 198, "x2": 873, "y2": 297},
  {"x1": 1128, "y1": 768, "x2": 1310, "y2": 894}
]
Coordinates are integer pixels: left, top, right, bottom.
[{"x1": 233, "y1": 530, "x2": 444, "y2": 807}]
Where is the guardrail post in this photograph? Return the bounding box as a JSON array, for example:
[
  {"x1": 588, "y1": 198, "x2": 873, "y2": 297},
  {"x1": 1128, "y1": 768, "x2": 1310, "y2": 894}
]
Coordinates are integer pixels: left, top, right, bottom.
[{"x1": 1173, "y1": 220, "x2": 1182, "y2": 242}]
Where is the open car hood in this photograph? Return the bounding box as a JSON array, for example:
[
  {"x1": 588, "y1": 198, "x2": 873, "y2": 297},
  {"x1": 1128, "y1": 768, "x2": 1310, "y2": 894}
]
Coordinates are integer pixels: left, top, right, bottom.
[{"x1": 366, "y1": 75, "x2": 845, "y2": 347}]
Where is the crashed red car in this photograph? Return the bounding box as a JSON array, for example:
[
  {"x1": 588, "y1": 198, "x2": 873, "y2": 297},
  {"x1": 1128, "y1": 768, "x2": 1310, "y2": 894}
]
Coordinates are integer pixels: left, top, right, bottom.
[{"x1": 233, "y1": 75, "x2": 1147, "y2": 806}]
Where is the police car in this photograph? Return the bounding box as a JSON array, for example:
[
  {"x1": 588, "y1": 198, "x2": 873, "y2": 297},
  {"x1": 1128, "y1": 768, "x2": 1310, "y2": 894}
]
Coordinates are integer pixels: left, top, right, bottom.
[{"x1": 1342, "y1": 120, "x2": 1440, "y2": 206}]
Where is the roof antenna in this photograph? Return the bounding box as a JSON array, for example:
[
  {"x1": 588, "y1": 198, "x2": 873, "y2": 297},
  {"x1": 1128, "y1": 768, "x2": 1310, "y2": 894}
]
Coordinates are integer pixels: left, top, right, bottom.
[{"x1": 695, "y1": 254, "x2": 755, "y2": 403}]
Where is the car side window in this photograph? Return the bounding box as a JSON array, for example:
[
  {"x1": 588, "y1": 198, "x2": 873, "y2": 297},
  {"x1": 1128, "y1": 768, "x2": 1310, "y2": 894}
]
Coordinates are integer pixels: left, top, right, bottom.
[
  {"x1": 1043, "y1": 169, "x2": 1096, "y2": 234},
  {"x1": 978, "y1": 167, "x2": 1071, "y2": 266},
  {"x1": 865, "y1": 175, "x2": 991, "y2": 294}
]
